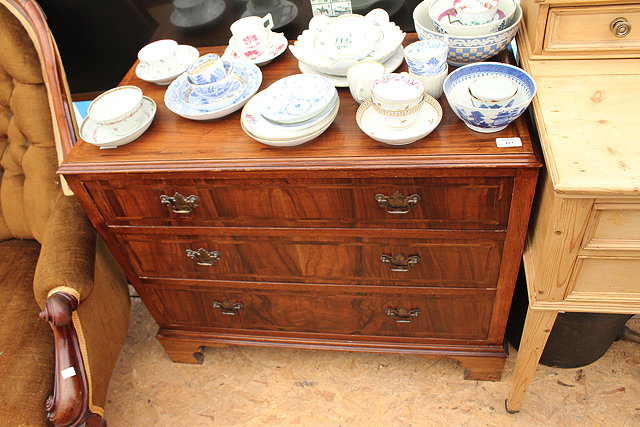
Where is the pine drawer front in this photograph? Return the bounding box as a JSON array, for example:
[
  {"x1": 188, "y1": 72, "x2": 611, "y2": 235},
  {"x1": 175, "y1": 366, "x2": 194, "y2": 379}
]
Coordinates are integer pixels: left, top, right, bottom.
[
  {"x1": 545, "y1": 5, "x2": 640, "y2": 55},
  {"x1": 148, "y1": 284, "x2": 495, "y2": 340},
  {"x1": 84, "y1": 176, "x2": 512, "y2": 230},
  {"x1": 117, "y1": 231, "x2": 503, "y2": 288},
  {"x1": 566, "y1": 256, "x2": 640, "y2": 300},
  {"x1": 582, "y1": 203, "x2": 640, "y2": 252}
]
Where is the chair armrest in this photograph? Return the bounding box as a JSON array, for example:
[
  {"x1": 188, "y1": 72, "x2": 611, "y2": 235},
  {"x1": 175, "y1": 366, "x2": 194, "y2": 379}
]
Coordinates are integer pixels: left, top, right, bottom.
[
  {"x1": 40, "y1": 292, "x2": 105, "y2": 426},
  {"x1": 34, "y1": 193, "x2": 96, "y2": 306}
]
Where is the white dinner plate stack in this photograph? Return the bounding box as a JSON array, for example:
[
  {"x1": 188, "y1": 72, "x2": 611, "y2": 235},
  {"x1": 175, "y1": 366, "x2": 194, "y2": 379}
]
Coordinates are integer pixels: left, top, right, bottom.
[{"x1": 241, "y1": 74, "x2": 339, "y2": 146}]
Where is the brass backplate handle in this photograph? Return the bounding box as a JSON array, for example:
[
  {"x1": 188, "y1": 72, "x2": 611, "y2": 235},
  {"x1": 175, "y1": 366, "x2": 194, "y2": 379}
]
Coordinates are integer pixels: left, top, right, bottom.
[
  {"x1": 610, "y1": 17, "x2": 631, "y2": 37},
  {"x1": 213, "y1": 300, "x2": 243, "y2": 315},
  {"x1": 380, "y1": 253, "x2": 421, "y2": 272},
  {"x1": 386, "y1": 307, "x2": 421, "y2": 323},
  {"x1": 160, "y1": 192, "x2": 199, "y2": 214},
  {"x1": 375, "y1": 191, "x2": 421, "y2": 214},
  {"x1": 186, "y1": 248, "x2": 221, "y2": 266}
]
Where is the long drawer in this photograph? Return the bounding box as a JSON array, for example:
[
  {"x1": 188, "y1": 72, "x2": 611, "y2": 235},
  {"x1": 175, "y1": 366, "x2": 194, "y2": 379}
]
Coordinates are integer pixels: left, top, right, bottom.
[
  {"x1": 147, "y1": 282, "x2": 495, "y2": 340},
  {"x1": 84, "y1": 176, "x2": 512, "y2": 230},
  {"x1": 116, "y1": 230, "x2": 503, "y2": 288}
]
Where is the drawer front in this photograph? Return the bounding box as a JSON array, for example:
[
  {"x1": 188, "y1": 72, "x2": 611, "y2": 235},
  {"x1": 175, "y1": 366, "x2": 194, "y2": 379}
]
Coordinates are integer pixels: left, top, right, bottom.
[
  {"x1": 118, "y1": 231, "x2": 503, "y2": 288},
  {"x1": 149, "y1": 284, "x2": 495, "y2": 340},
  {"x1": 545, "y1": 5, "x2": 640, "y2": 54},
  {"x1": 583, "y1": 204, "x2": 640, "y2": 251},
  {"x1": 567, "y1": 256, "x2": 640, "y2": 297},
  {"x1": 84, "y1": 177, "x2": 512, "y2": 230}
]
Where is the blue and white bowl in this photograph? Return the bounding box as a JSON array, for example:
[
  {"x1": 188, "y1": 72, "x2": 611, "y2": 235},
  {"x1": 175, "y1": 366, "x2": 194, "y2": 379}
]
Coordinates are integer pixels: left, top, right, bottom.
[
  {"x1": 164, "y1": 59, "x2": 262, "y2": 120},
  {"x1": 404, "y1": 39, "x2": 448, "y2": 76},
  {"x1": 443, "y1": 62, "x2": 536, "y2": 133},
  {"x1": 413, "y1": 0, "x2": 522, "y2": 66}
]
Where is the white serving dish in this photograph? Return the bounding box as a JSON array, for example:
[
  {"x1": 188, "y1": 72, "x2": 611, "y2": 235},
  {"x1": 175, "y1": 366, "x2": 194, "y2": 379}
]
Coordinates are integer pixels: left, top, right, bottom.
[
  {"x1": 312, "y1": 14, "x2": 384, "y2": 61},
  {"x1": 429, "y1": 0, "x2": 516, "y2": 36},
  {"x1": 241, "y1": 90, "x2": 340, "y2": 146},
  {"x1": 297, "y1": 45, "x2": 404, "y2": 87},
  {"x1": 260, "y1": 74, "x2": 336, "y2": 124},
  {"x1": 164, "y1": 60, "x2": 262, "y2": 120},
  {"x1": 136, "y1": 45, "x2": 200, "y2": 85},
  {"x1": 289, "y1": 8, "x2": 405, "y2": 76},
  {"x1": 356, "y1": 95, "x2": 442, "y2": 145},
  {"x1": 443, "y1": 62, "x2": 536, "y2": 133},
  {"x1": 223, "y1": 32, "x2": 288, "y2": 66},
  {"x1": 413, "y1": 0, "x2": 522, "y2": 66},
  {"x1": 80, "y1": 97, "x2": 156, "y2": 148}
]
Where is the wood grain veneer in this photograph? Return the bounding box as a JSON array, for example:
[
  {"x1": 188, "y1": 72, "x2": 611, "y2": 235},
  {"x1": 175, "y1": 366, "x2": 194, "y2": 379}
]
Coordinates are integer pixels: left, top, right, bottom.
[{"x1": 60, "y1": 34, "x2": 541, "y2": 381}]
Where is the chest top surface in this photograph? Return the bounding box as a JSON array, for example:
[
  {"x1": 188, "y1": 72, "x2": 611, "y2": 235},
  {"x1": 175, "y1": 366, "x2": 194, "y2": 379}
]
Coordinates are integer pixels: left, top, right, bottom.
[{"x1": 61, "y1": 37, "x2": 539, "y2": 176}]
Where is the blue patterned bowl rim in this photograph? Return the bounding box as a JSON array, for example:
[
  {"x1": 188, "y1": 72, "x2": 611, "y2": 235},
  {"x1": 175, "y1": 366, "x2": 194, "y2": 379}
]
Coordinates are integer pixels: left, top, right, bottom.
[{"x1": 443, "y1": 62, "x2": 536, "y2": 109}]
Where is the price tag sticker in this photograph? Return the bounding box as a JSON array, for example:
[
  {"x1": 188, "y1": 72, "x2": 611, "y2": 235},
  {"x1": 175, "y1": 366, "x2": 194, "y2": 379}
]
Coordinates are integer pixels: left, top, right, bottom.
[
  {"x1": 61, "y1": 367, "x2": 76, "y2": 379},
  {"x1": 496, "y1": 137, "x2": 522, "y2": 148}
]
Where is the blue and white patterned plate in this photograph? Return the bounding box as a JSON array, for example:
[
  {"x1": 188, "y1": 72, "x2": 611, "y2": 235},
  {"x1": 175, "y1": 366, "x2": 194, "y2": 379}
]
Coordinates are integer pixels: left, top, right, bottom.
[
  {"x1": 164, "y1": 60, "x2": 262, "y2": 120},
  {"x1": 260, "y1": 74, "x2": 337, "y2": 124}
]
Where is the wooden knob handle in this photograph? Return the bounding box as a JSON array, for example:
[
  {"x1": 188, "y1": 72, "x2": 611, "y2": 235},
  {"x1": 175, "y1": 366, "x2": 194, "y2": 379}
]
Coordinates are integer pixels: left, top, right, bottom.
[{"x1": 610, "y1": 17, "x2": 631, "y2": 37}]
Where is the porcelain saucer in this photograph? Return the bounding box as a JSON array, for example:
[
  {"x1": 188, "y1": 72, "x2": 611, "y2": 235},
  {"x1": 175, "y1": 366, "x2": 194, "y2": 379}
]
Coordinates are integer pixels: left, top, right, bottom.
[
  {"x1": 260, "y1": 74, "x2": 336, "y2": 124},
  {"x1": 164, "y1": 60, "x2": 262, "y2": 120},
  {"x1": 222, "y1": 32, "x2": 288, "y2": 66},
  {"x1": 297, "y1": 45, "x2": 404, "y2": 87},
  {"x1": 80, "y1": 97, "x2": 156, "y2": 148},
  {"x1": 356, "y1": 95, "x2": 443, "y2": 145},
  {"x1": 135, "y1": 45, "x2": 199, "y2": 85},
  {"x1": 170, "y1": 0, "x2": 225, "y2": 28}
]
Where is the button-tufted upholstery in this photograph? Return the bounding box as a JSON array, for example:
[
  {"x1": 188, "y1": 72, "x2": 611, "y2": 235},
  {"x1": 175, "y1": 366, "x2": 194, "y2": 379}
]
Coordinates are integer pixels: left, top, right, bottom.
[{"x1": 0, "y1": 1, "x2": 130, "y2": 425}]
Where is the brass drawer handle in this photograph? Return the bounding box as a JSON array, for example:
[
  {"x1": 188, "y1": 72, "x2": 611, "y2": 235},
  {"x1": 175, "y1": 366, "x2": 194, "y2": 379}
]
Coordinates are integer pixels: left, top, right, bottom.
[
  {"x1": 610, "y1": 17, "x2": 631, "y2": 37},
  {"x1": 160, "y1": 192, "x2": 199, "y2": 214},
  {"x1": 213, "y1": 300, "x2": 243, "y2": 315},
  {"x1": 386, "y1": 307, "x2": 421, "y2": 323},
  {"x1": 186, "y1": 248, "x2": 221, "y2": 266},
  {"x1": 380, "y1": 253, "x2": 421, "y2": 272},
  {"x1": 375, "y1": 191, "x2": 421, "y2": 214}
]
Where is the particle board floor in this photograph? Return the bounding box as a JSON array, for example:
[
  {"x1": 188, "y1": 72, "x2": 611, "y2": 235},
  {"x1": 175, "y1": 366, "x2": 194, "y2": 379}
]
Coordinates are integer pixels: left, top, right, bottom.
[{"x1": 106, "y1": 298, "x2": 640, "y2": 426}]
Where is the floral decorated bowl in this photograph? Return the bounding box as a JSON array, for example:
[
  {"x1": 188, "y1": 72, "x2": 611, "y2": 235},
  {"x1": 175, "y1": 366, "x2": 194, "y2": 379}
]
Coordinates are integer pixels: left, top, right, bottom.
[
  {"x1": 453, "y1": 0, "x2": 498, "y2": 26},
  {"x1": 413, "y1": 0, "x2": 522, "y2": 66},
  {"x1": 429, "y1": 0, "x2": 516, "y2": 36},
  {"x1": 443, "y1": 62, "x2": 536, "y2": 133}
]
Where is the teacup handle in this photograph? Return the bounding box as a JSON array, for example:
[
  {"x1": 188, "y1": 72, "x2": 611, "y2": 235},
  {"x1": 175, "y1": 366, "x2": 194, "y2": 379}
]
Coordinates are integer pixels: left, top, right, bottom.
[
  {"x1": 263, "y1": 13, "x2": 274, "y2": 31},
  {"x1": 357, "y1": 88, "x2": 369, "y2": 103}
]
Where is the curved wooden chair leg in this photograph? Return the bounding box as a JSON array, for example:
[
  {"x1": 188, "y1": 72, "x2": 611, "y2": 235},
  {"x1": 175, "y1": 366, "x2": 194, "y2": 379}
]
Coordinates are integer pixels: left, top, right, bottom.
[{"x1": 40, "y1": 292, "x2": 104, "y2": 426}]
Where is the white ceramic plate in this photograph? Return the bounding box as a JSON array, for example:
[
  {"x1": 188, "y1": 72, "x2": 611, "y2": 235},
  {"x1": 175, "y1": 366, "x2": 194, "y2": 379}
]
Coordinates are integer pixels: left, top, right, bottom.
[
  {"x1": 80, "y1": 97, "x2": 156, "y2": 148},
  {"x1": 135, "y1": 45, "x2": 199, "y2": 85},
  {"x1": 241, "y1": 90, "x2": 340, "y2": 146},
  {"x1": 222, "y1": 32, "x2": 288, "y2": 66},
  {"x1": 356, "y1": 95, "x2": 443, "y2": 145},
  {"x1": 297, "y1": 45, "x2": 404, "y2": 87},
  {"x1": 164, "y1": 60, "x2": 262, "y2": 120},
  {"x1": 260, "y1": 74, "x2": 336, "y2": 124}
]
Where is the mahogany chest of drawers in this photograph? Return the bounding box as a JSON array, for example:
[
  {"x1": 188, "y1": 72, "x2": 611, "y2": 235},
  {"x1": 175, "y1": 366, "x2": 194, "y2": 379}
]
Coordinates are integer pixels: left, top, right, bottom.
[{"x1": 60, "y1": 41, "x2": 540, "y2": 381}]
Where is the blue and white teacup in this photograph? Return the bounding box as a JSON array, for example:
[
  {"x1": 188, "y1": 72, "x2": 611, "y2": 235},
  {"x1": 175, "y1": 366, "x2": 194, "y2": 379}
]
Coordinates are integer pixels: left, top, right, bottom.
[
  {"x1": 186, "y1": 54, "x2": 228, "y2": 85},
  {"x1": 404, "y1": 39, "x2": 448, "y2": 77}
]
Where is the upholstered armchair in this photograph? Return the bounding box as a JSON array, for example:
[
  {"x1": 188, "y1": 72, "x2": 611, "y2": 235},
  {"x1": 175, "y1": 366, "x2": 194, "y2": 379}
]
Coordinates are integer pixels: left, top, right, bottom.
[{"x1": 0, "y1": 1, "x2": 130, "y2": 425}]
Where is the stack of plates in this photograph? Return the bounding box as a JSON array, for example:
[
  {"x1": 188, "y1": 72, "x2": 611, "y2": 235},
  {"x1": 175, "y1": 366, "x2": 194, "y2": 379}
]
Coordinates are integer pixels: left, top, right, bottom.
[
  {"x1": 289, "y1": 9, "x2": 405, "y2": 87},
  {"x1": 241, "y1": 74, "x2": 339, "y2": 146},
  {"x1": 164, "y1": 59, "x2": 262, "y2": 120}
]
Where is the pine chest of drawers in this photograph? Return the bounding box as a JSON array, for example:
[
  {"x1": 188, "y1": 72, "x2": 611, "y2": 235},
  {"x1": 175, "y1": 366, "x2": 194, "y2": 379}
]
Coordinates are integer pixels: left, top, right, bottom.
[{"x1": 60, "y1": 41, "x2": 540, "y2": 381}]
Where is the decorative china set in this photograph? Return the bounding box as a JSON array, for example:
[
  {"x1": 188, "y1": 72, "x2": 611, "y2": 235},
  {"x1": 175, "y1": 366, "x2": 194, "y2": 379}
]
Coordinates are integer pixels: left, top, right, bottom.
[{"x1": 80, "y1": 4, "x2": 536, "y2": 149}]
